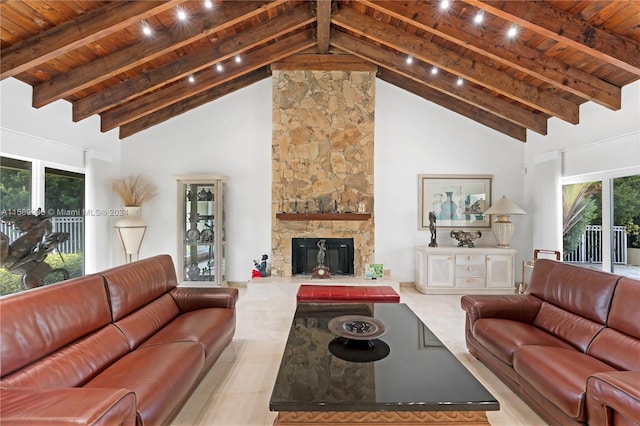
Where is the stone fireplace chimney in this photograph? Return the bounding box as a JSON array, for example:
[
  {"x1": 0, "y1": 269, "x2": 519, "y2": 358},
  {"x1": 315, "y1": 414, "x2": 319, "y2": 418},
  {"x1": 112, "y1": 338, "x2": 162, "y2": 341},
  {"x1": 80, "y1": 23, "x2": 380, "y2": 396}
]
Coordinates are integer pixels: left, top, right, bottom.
[{"x1": 271, "y1": 61, "x2": 376, "y2": 277}]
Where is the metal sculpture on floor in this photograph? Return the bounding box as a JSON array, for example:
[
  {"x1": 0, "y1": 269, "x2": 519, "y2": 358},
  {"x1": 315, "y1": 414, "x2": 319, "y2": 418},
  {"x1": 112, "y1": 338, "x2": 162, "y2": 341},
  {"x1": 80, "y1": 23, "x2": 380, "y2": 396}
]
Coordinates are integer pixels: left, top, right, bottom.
[
  {"x1": 0, "y1": 211, "x2": 70, "y2": 289},
  {"x1": 312, "y1": 239, "x2": 331, "y2": 279}
]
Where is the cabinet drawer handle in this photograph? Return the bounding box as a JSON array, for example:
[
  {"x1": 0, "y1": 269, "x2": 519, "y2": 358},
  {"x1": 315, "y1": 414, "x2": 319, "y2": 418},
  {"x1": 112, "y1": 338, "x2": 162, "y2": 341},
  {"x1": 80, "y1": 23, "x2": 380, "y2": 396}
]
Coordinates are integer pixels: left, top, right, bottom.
[
  {"x1": 467, "y1": 266, "x2": 472, "y2": 271},
  {"x1": 468, "y1": 255, "x2": 472, "y2": 260}
]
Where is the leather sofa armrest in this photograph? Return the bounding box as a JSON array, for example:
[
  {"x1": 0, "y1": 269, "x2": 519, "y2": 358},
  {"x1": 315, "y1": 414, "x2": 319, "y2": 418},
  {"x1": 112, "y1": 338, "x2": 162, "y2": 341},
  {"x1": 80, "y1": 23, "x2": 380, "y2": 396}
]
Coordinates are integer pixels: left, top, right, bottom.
[
  {"x1": 0, "y1": 387, "x2": 137, "y2": 425},
  {"x1": 586, "y1": 371, "x2": 640, "y2": 426},
  {"x1": 460, "y1": 294, "x2": 542, "y2": 326},
  {"x1": 170, "y1": 286, "x2": 239, "y2": 312}
]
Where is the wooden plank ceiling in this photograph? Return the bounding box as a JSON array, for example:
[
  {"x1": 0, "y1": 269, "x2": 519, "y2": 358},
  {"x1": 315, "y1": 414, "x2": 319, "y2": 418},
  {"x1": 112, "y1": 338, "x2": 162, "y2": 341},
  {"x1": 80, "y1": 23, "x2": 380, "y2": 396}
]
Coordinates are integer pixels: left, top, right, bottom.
[{"x1": 1, "y1": 0, "x2": 639, "y2": 142}]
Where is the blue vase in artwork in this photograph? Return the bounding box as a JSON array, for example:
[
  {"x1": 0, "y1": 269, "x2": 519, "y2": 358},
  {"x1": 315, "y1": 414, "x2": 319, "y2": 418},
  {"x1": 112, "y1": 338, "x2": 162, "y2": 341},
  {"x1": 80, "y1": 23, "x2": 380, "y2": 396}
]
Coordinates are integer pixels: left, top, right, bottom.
[{"x1": 440, "y1": 191, "x2": 457, "y2": 220}]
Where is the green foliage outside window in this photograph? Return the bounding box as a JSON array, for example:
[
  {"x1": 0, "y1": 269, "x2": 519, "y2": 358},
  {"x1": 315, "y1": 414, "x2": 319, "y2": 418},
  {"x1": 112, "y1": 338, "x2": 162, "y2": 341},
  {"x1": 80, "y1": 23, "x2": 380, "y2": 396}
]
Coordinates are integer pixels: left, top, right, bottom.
[{"x1": 0, "y1": 252, "x2": 84, "y2": 297}]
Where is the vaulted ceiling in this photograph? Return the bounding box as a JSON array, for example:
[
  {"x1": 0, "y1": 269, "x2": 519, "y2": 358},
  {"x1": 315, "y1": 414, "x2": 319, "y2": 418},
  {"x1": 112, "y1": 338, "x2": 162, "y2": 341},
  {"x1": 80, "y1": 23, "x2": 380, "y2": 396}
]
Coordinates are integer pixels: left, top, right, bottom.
[{"x1": 1, "y1": 1, "x2": 639, "y2": 142}]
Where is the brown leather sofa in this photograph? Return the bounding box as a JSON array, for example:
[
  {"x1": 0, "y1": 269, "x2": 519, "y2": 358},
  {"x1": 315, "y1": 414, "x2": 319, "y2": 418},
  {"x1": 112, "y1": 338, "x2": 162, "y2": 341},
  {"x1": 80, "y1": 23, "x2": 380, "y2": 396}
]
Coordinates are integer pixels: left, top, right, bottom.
[
  {"x1": 0, "y1": 254, "x2": 238, "y2": 425},
  {"x1": 461, "y1": 259, "x2": 639, "y2": 425}
]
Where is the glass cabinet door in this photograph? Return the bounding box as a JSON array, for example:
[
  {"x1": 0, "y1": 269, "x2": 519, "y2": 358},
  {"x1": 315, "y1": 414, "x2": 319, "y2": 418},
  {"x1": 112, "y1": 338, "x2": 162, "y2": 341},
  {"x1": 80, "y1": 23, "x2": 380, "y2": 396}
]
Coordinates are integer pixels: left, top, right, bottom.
[{"x1": 177, "y1": 175, "x2": 227, "y2": 285}]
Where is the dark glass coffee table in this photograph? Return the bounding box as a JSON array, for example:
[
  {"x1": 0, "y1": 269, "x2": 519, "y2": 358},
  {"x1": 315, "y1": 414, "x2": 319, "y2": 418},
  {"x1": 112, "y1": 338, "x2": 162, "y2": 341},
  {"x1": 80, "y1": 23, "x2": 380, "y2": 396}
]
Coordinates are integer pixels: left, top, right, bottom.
[{"x1": 269, "y1": 303, "x2": 498, "y2": 425}]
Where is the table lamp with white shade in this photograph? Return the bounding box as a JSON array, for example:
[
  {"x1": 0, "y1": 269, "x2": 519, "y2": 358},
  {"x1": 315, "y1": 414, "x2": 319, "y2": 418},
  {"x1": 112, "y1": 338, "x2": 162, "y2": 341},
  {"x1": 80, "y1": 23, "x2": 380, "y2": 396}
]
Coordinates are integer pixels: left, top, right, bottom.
[{"x1": 483, "y1": 196, "x2": 527, "y2": 248}]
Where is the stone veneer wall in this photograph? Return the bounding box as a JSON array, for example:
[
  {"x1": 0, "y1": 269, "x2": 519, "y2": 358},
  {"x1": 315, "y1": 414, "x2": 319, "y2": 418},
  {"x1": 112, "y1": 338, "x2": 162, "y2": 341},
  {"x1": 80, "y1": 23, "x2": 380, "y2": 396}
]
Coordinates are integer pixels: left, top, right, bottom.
[{"x1": 272, "y1": 69, "x2": 375, "y2": 276}]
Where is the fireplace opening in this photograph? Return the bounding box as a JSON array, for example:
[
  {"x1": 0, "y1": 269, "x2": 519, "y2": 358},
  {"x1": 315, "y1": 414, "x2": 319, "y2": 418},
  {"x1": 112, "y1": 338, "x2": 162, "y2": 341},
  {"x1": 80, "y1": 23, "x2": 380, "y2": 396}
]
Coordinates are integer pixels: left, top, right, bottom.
[{"x1": 292, "y1": 238, "x2": 354, "y2": 276}]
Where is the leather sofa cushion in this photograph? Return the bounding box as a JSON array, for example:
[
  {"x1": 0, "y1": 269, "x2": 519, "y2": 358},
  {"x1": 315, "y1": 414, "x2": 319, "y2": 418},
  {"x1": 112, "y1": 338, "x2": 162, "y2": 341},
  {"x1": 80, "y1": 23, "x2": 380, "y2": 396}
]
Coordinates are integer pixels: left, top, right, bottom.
[
  {"x1": 528, "y1": 260, "x2": 617, "y2": 324},
  {"x1": 514, "y1": 345, "x2": 617, "y2": 421},
  {"x1": 102, "y1": 255, "x2": 178, "y2": 321},
  {"x1": 0, "y1": 387, "x2": 137, "y2": 426},
  {"x1": 533, "y1": 302, "x2": 605, "y2": 352},
  {"x1": 140, "y1": 308, "x2": 235, "y2": 363},
  {"x1": 114, "y1": 294, "x2": 180, "y2": 350},
  {"x1": 85, "y1": 341, "x2": 204, "y2": 426},
  {"x1": 607, "y1": 277, "x2": 640, "y2": 339},
  {"x1": 588, "y1": 328, "x2": 640, "y2": 371},
  {"x1": 1, "y1": 324, "x2": 129, "y2": 389},
  {"x1": 473, "y1": 318, "x2": 573, "y2": 365},
  {"x1": 1, "y1": 275, "x2": 111, "y2": 377}
]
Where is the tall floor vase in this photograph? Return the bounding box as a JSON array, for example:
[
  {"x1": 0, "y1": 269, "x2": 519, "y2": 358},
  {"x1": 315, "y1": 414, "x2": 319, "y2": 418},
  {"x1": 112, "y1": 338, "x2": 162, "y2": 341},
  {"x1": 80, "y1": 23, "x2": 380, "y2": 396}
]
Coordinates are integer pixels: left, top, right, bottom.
[{"x1": 114, "y1": 206, "x2": 147, "y2": 263}]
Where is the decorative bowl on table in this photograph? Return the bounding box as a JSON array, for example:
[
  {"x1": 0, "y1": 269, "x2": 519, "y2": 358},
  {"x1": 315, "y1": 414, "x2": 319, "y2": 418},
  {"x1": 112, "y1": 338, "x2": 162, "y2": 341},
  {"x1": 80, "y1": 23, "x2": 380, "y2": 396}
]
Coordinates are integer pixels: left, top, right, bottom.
[
  {"x1": 328, "y1": 315, "x2": 387, "y2": 340},
  {"x1": 450, "y1": 229, "x2": 482, "y2": 248}
]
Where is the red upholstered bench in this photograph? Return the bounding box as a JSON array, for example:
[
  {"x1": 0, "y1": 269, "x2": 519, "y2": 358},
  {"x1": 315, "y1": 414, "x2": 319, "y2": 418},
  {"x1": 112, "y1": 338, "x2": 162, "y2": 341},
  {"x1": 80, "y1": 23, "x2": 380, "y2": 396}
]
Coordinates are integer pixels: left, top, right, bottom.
[{"x1": 296, "y1": 285, "x2": 400, "y2": 303}]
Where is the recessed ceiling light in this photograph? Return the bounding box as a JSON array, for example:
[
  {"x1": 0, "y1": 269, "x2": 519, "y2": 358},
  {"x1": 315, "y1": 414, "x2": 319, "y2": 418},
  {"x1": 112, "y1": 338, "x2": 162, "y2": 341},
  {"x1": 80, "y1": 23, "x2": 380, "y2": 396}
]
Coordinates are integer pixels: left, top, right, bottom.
[
  {"x1": 204, "y1": 0, "x2": 213, "y2": 9},
  {"x1": 431, "y1": 66, "x2": 438, "y2": 75},
  {"x1": 234, "y1": 54, "x2": 242, "y2": 64},
  {"x1": 188, "y1": 74, "x2": 195, "y2": 83},
  {"x1": 440, "y1": 0, "x2": 450, "y2": 10},
  {"x1": 507, "y1": 24, "x2": 518, "y2": 38},
  {"x1": 457, "y1": 77, "x2": 464, "y2": 86},
  {"x1": 216, "y1": 63, "x2": 223, "y2": 72},
  {"x1": 406, "y1": 55, "x2": 413, "y2": 65},
  {"x1": 141, "y1": 21, "x2": 152, "y2": 36},
  {"x1": 177, "y1": 7, "x2": 187, "y2": 21},
  {"x1": 473, "y1": 11, "x2": 484, "y2": 24}
]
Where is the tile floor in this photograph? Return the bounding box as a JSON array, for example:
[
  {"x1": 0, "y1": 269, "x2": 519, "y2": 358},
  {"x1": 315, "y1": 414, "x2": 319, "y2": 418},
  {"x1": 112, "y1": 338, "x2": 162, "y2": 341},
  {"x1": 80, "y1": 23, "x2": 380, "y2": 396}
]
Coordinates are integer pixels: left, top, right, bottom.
[{"x1": 171, "y1": 284, "x2": 547, "y2": 426}]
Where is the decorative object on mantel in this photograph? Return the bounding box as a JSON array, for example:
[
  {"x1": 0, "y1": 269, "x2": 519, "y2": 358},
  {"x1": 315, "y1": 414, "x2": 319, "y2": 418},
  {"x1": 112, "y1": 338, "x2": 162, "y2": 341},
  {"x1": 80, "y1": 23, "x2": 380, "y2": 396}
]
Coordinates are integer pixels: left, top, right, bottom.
[
  {"x1": 276, "y1": 213, "x2": 371, "y2": 221},
  {"x1": 332, "y1": 200, "x2": 339, "y2": 213},
  {"x1": 112, "y1": 174, "x2": 158, "y2": 263},
  {"x1": 450, "y1": 229, "x2": 482, "y2": 248},
  {"x1": 483, "y1": 196, "x2": 527, "y2": 248},
  {"x1": 428, "y1": 211, "x2": 438, "y2": 247},
  {"x1": 312, "y1": 239, "x2": 331, "y2": 279}
]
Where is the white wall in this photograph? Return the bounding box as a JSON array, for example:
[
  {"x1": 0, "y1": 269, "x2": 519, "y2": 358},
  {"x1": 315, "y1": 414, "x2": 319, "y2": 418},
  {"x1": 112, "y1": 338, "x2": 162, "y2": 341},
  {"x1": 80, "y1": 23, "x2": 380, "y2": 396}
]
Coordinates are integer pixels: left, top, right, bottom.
[
  {"x1": 374, "y1": 79, "x2": 527, "y2": 282},
  {"x1": 1, "y1": 79, "x2": 122, "y2": 273},
  {"x1": 524, "y1": 80, "x2": 640, "y2": 257},
  {"x1": 119, "y1": 79, "x2": 273, "y2": 282},
  {"x1": 3, "y1": 76, "x2": 638, "y2": 283}
]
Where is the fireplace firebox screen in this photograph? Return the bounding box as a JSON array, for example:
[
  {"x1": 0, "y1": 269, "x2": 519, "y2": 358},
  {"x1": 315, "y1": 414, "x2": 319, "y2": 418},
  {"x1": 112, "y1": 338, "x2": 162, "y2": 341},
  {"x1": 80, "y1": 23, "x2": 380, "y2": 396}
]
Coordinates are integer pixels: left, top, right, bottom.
[{"x1": 292, "y1": 238, "x2": 354, "y2": 276}]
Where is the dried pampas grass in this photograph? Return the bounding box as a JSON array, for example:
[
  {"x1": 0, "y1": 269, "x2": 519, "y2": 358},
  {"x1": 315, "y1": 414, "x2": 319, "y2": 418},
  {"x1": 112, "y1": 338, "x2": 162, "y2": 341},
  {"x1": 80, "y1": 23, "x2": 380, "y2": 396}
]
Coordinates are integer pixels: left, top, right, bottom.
[{"x1": 112, "y1": 174, "x2": 158, "y2": 207}]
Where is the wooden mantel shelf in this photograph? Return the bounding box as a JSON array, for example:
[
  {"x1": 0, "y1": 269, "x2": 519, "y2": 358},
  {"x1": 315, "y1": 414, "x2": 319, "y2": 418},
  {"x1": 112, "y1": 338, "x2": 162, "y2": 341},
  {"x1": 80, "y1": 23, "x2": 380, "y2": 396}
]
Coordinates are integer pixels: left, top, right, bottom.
[{"x1": 276, "y1": 213, "x2": 371, "y2": 221}]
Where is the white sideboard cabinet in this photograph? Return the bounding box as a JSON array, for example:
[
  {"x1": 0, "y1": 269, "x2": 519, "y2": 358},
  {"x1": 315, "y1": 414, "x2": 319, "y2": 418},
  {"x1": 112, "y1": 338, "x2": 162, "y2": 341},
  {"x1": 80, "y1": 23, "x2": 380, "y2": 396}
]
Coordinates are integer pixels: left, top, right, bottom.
[{"x1": 415, "y1": 246, "x2": 516, "y2": 294}]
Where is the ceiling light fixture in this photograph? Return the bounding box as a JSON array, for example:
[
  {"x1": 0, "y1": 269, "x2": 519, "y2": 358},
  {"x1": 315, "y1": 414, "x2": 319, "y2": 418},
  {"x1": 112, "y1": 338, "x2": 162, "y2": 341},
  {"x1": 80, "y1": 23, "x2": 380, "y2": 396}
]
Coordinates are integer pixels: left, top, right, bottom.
[
  {"x1": 406, "y1": 55, "x2": 413, "y2": 65},
  {"x1": 431, "y1": 66, "x2": 438, "y2": 75},
  {"x1": 216, "y1": 63, "x2": 223, "y2": 72},
  {"x1": 234, "y1": 54, "x2": 242, "y2": 64},
  {"x1": 457, "y1": 77, "x2": 464, "y2": 86},
  {"x1": 507, "y1": 23, "x2": 518, "y2": 38},
  {"x1": 440, "y1": 0, "x2": 450, "y2": 10},
  {"x1": 204, "y1": 0, "x2": 213, "y2": 9},
  {"x1": 188, "y1": 74, "x2": 195, "y2": 83},
  {"x1": 177, "y1": 7, "x2": 187, "y2": 21},
  {"x1": 141, "y1": 21, "x2": 152, "y2": 36},
  {"x1": 474, "y1": 10, "x2": 484, "y2": 24}
]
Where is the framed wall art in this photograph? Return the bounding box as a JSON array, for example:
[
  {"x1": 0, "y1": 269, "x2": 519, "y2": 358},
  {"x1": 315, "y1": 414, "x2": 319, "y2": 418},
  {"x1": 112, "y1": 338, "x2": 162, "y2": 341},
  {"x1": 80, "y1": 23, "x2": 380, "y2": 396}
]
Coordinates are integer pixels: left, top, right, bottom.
[{"x1": 418, "y1": 174, "x2": 492, "y2": 229}]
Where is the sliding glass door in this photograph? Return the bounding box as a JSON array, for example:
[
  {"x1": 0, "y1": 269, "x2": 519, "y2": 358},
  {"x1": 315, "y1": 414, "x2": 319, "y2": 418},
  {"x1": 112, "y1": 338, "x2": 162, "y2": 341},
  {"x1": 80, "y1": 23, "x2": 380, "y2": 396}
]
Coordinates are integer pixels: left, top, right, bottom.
[
  {"x1": 562, "y1": 173, "x2": 640, "y2": 279},
  {"x1": 0, "y1": 157, "x2": 85, "y2": 295}
]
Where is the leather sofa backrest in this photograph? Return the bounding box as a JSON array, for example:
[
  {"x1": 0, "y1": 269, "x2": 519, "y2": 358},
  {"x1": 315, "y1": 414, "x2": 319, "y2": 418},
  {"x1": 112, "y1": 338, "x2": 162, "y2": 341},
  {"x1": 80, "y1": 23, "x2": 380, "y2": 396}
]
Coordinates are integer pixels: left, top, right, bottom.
[
  {"x1": 101, "y1": 254, "x2": 178, "y2": 321},
  {"x1": 0, "y1": 275, "x2": 127, "y2": 385},
  {"x1": 528, "y1": 260, "x2": 620, "y2": 353},
  {"x1": 587, "y1": 277, "x2": 640, "y2": 371},
  {"x1": 528, "y1": 260, "x2": 618, "y2": 324}
]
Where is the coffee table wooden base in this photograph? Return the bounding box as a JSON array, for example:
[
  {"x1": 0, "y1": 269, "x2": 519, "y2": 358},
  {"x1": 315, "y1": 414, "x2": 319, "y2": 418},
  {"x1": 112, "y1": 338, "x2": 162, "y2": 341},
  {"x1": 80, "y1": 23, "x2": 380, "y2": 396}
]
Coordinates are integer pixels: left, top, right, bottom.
[{"x1": 274, "y1": 410, "x2": 490, "y2": 425}]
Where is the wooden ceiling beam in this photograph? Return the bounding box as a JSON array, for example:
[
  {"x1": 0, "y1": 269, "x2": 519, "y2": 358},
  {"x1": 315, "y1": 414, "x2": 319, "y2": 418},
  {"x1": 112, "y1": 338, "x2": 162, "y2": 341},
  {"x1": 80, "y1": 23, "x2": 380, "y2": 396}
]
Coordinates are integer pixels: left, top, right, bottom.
[
  {"x1": 271, "y1": 53, "x2": 376, "y2": 71},
  {"x1": 331, "y1": 30, "x2": 548, "y2": 135},
  {"x1": 464, "y1": 0, "x2": 640, "y2": 76},
  {"x1": 315, "y1": 0, "x2": 332, "y2": 53},
  {"x1": 32, "y1": 0, "x2": 286, "y2": 108},
  {"x1": 119, "y1": 67, "x2": 272, "y2": 139},
  {"x1": 332, "y1": 7, "x2": 579, "y2": 124},
  {"x1": 73, "y1": 4, "x2": 315, "y2": 122},
  {"x1": 362, "y1": 0, "x2": 621, "y2": 110},
  {"x1": 378, "y1": 68, "x2": 527, "y2": 142},
  {"x1": 101, "y1": 30, "x2": 315, "y2": 132},
  {"x1": 0, "y1": 1, "x2": 179, "y2": 80}
]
